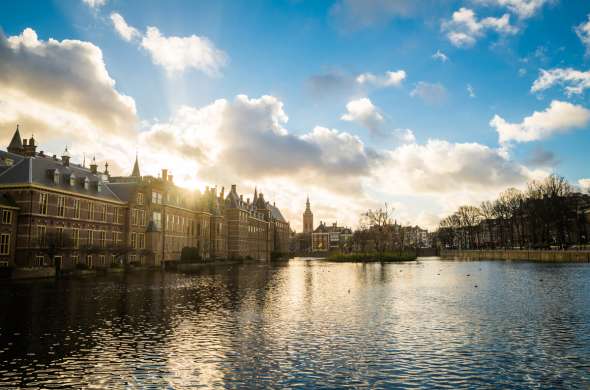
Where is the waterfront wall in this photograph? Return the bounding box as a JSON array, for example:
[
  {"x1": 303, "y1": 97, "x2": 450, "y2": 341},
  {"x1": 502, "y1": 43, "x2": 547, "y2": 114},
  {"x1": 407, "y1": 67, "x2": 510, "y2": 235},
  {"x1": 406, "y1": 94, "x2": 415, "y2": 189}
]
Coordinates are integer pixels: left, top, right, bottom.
[{"x1": 441, "y1": 249, "x2": 590, "y2": 262}]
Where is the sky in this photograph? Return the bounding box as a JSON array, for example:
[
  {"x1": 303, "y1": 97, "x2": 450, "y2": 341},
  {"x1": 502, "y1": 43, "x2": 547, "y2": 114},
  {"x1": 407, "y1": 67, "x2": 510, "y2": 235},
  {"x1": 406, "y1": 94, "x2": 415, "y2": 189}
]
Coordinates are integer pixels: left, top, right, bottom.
[{"x1": 1, "y1": 0, "x2": 590, "y2": 232}]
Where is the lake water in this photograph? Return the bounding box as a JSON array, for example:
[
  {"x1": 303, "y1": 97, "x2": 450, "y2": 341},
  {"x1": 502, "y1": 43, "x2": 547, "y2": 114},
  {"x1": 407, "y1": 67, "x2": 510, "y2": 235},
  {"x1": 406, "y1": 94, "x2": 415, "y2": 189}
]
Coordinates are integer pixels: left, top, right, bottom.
[{"x1": 1, "y1": 258, "x2": 590, "y2": 388}]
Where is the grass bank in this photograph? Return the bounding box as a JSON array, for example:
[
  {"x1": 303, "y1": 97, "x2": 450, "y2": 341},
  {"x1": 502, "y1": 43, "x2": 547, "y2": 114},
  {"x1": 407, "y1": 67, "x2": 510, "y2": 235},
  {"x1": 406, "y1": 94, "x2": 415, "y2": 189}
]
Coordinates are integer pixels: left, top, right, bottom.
[{"x1": 326, "y1": 252, "x2": 418, "y2": 263}]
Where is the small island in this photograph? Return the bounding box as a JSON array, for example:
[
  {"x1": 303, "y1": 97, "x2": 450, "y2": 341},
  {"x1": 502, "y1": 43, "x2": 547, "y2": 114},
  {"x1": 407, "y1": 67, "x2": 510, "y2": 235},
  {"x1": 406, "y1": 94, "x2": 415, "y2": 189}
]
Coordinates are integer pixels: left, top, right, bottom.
[{"x1": 326, "y1": 251, "x2": 418, "y2": 263}]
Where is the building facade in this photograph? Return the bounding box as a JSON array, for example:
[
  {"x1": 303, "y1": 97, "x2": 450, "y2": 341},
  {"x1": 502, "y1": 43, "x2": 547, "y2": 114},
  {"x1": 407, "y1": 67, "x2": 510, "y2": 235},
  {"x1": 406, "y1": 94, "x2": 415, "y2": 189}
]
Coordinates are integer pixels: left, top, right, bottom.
[
  {"x1": 0, "y1": 126, "x2": 290, "y2": 269},
  {"x1": 312, "y1": 221, "x2": 352, "y2": 253}
]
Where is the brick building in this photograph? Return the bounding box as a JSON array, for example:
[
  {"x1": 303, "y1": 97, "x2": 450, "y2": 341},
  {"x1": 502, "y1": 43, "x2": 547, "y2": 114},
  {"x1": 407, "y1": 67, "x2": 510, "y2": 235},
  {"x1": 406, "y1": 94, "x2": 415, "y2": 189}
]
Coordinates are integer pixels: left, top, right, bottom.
[{"x1": 0, "y1": 126, "x2": 290, "y2": 269}]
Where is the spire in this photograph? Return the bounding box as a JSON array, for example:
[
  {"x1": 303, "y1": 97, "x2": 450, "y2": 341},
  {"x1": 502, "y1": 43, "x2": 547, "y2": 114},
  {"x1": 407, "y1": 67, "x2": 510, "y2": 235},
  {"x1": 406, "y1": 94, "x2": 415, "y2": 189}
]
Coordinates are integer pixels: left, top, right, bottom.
[
  {"x1": 306, "y1": 195, "x2": 311, "y2": 211},
  {"x1": 131, "y1": 153, "x2": 140, "y2": 177},
  {"x1": 254, "y1": 187, "x2": 258, "y2": 203},
  {"x1": 7, "y1": 124, "x2": 23, "y2": 153}
]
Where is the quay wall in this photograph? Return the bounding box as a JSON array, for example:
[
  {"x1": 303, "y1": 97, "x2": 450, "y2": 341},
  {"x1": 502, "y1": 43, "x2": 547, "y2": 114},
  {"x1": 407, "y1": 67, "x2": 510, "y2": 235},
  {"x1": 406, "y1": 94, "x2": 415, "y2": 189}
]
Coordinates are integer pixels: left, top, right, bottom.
[{"x1": 441, "y1": 249, "x2": 590, "y2": 262}]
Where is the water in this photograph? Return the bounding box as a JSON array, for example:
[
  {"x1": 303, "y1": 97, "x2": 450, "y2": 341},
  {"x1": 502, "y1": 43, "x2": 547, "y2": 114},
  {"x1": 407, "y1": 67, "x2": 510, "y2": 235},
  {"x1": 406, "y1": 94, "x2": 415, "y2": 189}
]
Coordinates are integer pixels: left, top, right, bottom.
[{"x1": 1, "y1": 258, "x2": 590, "y2": 389}]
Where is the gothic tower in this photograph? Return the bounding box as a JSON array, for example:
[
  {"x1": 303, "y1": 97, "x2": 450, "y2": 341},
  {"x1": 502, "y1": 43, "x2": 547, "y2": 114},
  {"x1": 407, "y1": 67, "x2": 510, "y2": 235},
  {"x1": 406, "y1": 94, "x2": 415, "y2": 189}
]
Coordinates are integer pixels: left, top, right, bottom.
[{"x1": 303, "y1": 196, "x2": 313, "y2": 234}]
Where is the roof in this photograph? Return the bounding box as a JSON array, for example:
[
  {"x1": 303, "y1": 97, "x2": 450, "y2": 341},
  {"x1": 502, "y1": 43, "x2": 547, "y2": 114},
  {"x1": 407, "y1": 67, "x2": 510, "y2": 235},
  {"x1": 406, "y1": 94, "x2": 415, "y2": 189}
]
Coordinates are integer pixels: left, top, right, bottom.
[
  {"x1": 268, "y1": 202, "x2": 286, "y2": 222},
  {"x1": 107, "y1": 182, "x2": 138, "y2": 202},
  {"x1": 0, "y1": 150, "x2": 122, "y2": 202},
  {"x1": 8, "y1": 126, "x2": 23, "y2": 151}
]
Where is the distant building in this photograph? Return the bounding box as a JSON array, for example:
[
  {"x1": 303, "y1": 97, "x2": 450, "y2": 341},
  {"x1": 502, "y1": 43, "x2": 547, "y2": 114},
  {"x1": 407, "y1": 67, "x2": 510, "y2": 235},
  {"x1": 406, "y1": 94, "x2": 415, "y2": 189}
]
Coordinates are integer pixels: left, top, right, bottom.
[
  {"x1": 303, "y1": 196, "x2": 313, "y2": 234},
  {"x1": 312, "y1": 221, "x2": 352, "y2": 253}
]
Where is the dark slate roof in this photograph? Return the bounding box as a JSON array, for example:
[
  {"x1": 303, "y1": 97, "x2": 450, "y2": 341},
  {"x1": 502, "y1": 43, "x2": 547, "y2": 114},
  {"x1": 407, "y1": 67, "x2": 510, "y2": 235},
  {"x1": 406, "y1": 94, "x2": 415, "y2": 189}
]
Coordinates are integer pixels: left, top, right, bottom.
[
  {"x1": 0, "y1": 150, "x2": 123, "y2": 202},
  {"x1": 106, "y1": 182, "x2": 138, "y2": 202},
  {"x1": 267, "y1": 202, "x2": 286, "y2": 223},
  {"x1": 8, "y1": 126, "x2": 23, "y2": 150}
]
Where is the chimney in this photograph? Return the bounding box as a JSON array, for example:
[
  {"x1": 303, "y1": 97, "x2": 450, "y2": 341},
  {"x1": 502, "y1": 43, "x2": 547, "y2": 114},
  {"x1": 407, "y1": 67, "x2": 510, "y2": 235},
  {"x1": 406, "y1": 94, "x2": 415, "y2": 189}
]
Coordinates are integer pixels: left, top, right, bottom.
[
  {"x1": 161, "y1": 169, "x2": 168, "y2": 182},
  {"x1": 231, "y1": 184, "x2": 237, "y2": 193},
  {"x1": 220, "y1": 187, "x2": 225, "y2": 199},
  {"x1": 240, "y1": 194, "x2": 243, "y2": 202}
]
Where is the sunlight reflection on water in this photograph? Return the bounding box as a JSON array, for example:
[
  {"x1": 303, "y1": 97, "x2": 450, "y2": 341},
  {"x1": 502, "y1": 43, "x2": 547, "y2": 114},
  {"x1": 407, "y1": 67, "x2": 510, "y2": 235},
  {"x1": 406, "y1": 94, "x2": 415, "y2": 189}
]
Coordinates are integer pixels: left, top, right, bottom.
[{"x1": 1, "y1": 258, "x2": 590, "y2": 388}]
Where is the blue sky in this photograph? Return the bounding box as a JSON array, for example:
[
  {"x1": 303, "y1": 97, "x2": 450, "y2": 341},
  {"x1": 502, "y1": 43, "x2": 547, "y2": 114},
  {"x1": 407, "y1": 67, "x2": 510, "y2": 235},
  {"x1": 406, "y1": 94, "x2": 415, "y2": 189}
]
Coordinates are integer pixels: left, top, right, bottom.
[{"x1": 1, "y1": 0, "x2": 590, "y2": 230}]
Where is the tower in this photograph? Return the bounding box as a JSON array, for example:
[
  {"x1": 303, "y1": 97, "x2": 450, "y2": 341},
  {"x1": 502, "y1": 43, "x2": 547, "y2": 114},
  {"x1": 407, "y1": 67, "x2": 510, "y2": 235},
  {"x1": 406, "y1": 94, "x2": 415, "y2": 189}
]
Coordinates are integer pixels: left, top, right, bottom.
[
  {"x1": 303, "y1": 196, "x2": 313, "y2": 234},
  {"x1": 131, "y1": 153, "x2": 141, "y2": 177}
]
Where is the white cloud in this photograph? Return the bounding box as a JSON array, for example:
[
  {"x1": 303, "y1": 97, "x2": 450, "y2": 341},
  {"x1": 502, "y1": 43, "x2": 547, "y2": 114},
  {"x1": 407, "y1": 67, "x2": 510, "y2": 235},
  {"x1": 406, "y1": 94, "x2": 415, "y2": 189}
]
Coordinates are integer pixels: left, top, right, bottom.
[
  {"x1": 531, "y1": 68, "x2": 590, "y2": 96},
  {"x1": 0, "y1": 28, "x2": 137, "y2": 144},
  {"x1": 575, "y1": 14, "x2": 590, "y2": 54},
  {"x1": 140, "y1": 26, "x2": 228, "y2": 76},
  {"x1": 490, "y1": 100, "x2": 590, "y2": 144},
  {"x1": 356, "y1": 70, "x2": 406, "y2": 88},
  {"x1": 108, "y1": 13, "x2": 228, "y2": 77},
  {"x1": 442, "y1": 7, "x2": 518, "y2": 47},
  {"x1": 432, "y1": 50, "x2": 449, "y2": 63},
  {"x1": 341, "y1": 98, "x2": 384, "y2": 135},
  {"x1": 410, "y1": 82, "x2": 447, "y2": 105},
  {"x1": 375, "y1": 139, "x2": 535, "y2": 194},
  {"x1": 579, "y1": 178, "x2": 590, "y2": 192},
  {"x1": 475, "y1": 0, "x2": 552, "y2": 19},
  {"x1": 393, "y1": 128, "x2": 416, "y2": 144},
  {"x1": 110, "y1": 13, "x2": 140, "y2": 42},
  {"x1": 82, "y1": 0, "x2": 106, "y2": 9},
  {"x1": 467, "y1": 84, "x2": 476, "y2": 98}
]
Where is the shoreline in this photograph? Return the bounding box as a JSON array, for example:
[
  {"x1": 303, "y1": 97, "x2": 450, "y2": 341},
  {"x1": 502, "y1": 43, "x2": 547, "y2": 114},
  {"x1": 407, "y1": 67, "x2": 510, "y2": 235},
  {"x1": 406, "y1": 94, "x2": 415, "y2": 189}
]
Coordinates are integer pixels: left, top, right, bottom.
[{"x1": 441, "y1": 249, "x2": 590, "y2": 263}]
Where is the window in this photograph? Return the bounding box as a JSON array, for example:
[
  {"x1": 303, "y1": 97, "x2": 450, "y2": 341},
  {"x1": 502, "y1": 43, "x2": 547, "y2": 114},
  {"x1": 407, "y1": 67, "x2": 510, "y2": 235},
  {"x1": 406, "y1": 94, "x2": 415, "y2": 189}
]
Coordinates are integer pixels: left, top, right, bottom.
[
  {"x1": 35, "y1": 255, "x2": 44, "y2": 267},
  {"x1": 100, "y1": 205, "x2": 107, "y2": 222},
  {"x1": 111, "y1": 231, "x2": 117, "y2": 245},
  {"x1": 138, "y1": 233, "x2": 145, "y2": 249},
  {"x1": 70, "y1": 174, "x2": 76, "y2": 186},
  {"x1": 84, "y1": 177, "x2": 89, "y2": 190},
  {"x1": 53, "y1": 170, "x2": 60, "y2": 184},
  {"x1": 57, "y1": 196, "x2": 65, "y2": 217},
  {"x1": 140, "y1": 210, "x2": 145, "y2": 226},
  {"x1": 111, "y1": 254, "x2": 116, "y2": 264},
  {"x1": 100, "y1": 231, "x2": 106, "y2": 248},
  {"x1": 152, "y1": 211, "x2": 162, "y2": 229},
  {"x1": 131, "y1": 232, "x2": 137, "y2": 249},
  {"x1": 114, "y1": 207, "x2": 120, "y2": 224},
  {"x1": 39, "y1": 193, "x2": 48, "y2": 215},
  {"x1": 73, "y1": 199, "x2": 80, "y2": 219},
  {"x1": 2, "y1": 210, "x2": 12, "y2": 224},
  {"x1": 89, "y1": 202, "x2": 95, "y2": 220},
  {"x1": 99, "y1": 255, "x2": 105, "y2": 266},
  {"x1": 86, "y1": 255, "x2": 92, "y2": 268},
  {"x1": 56, "y1": 227, "x2": 64, "y2": 246},
  {"x1": 152, "y1": 191, "x2": 162, "y2": 204},
  {"x1": 129, "y1": 254, "x2": 137, "y2": 264},
  {"x1": 137, "y1": 192, "x2": 144, "y2": 205},
  {"x1": 0, "y1": 233, "x2": 10, "y2": 255},
  {"x1": 72, "y1": 229, "x2": 80, "y2": 248},
  {"x1": 71, "y1": 255, "x2": 79, "y2": 266},
  {"x1": 132, "y1": 209, "x2": 138, "y2": 226},
  {"x1": 89, "y1": 230, "x2": 95, "y2": 245},
  {"x1": 37, "y1": 225, "x2": 47, "y2": 246}
]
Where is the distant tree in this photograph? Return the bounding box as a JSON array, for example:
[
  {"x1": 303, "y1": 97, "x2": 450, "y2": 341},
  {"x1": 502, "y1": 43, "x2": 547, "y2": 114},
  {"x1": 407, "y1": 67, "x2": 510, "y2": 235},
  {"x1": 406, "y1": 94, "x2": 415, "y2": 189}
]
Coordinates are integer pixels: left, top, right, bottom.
[{"x1": 362, "y1": 203, "x2": 395, "y2": 256}]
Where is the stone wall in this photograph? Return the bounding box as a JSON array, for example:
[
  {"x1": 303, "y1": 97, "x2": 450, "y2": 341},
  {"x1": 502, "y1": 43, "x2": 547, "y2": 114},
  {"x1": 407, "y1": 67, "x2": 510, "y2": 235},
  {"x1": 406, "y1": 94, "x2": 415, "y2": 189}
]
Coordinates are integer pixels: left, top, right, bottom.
[{"x1": 441, "y1": 249, "x2": 590, "y2": 262}]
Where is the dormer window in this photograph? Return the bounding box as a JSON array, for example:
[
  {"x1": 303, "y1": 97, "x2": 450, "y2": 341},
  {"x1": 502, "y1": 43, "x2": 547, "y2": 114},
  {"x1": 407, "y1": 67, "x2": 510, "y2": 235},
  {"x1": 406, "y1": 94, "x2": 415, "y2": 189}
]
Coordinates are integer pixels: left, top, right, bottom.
[
  {"x1": 53, "y1": 169, "x2": 60, "y2": 184},
  {"x1": 84, "y1": 177, "x2": 89, "y2": 190},
  {"x1": 97, "y1": 181, "x2": 103, "y2": 193},
  {"x1": 70, "y1": 174, "x2": 76, "y2": 186}
]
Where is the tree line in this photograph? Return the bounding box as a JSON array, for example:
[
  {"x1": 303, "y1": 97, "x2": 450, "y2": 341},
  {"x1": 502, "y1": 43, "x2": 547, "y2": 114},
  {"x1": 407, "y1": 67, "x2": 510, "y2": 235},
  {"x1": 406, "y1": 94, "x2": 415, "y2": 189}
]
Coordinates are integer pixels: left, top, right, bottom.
[{"x1": 437, "y1": 175, "x2": 590, "y2": 249}]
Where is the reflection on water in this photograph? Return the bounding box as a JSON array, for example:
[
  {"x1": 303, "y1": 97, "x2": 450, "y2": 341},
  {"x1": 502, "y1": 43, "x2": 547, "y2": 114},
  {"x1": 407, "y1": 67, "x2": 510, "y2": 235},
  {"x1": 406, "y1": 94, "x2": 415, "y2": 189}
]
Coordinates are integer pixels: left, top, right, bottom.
[{"x1": 1, "y1": 258, "x2": 590, "y2": 388}]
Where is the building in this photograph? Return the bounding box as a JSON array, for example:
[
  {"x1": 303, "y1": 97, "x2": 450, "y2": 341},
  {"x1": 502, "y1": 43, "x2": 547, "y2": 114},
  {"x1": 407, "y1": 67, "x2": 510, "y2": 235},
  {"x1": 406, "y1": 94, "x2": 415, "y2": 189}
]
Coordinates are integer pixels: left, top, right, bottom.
[
  {"x1": 0, "y1": 126, "x2": 290, "y2": 270},
  {"x1": 311, "y1": 221, "x2": 352, "y2": 253},
  {"x1": 303, "y1": 196, "x2": 313, "y2": 234}
]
